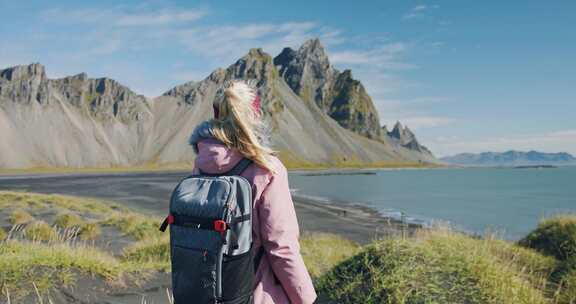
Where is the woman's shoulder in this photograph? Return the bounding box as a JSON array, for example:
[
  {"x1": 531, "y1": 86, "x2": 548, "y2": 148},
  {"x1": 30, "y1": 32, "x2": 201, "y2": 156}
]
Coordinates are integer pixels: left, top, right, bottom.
[
  {"x1": 249, "y1": 155, "x2": 287, "y2": 186},
  {"x1": 268, "y1": 155, "x2": 288, "y2": 175}
]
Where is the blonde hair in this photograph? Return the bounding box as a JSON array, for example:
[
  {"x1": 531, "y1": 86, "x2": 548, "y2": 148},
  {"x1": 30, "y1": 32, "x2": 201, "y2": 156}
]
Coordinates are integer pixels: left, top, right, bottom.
[{"x1": 210, "y1": 80, "x2": 275, "y2": 172}]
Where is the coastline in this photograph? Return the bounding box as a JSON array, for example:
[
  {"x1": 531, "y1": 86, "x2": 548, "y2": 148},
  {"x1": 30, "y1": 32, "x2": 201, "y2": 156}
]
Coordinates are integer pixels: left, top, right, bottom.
[
  {"x1": 291, "y1": 192, "x2": 421, "y2": 244},
  {"x1": 0, "y1": 170, "x2": 419, "y2": 245},
  {"x1": 0, "y1": 161, "x2": 445, "y2": 176}
]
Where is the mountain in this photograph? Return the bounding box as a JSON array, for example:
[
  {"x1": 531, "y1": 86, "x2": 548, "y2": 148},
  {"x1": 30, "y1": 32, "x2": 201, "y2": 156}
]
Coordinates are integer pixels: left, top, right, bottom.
[
  {"x1": 386, "y1": 121, "x2": 432, "y2": 154},
  {"x1": 274, "y1": 38, "x2": 382, "y2": 140},
  {"x1": 0, "y1": 39, "x2": 436, "y2": 169},
  {"x1": 440, "y1": 151, "x2": 576, "y2": 167}
]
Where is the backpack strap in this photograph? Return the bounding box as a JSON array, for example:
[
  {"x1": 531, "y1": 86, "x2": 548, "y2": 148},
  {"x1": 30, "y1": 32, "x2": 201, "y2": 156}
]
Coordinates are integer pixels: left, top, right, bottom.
[
  {"x1": 254, "y1": 246, "x2": 265, "y2": 273},
  {"x1": 199, "y1": 158, "x2": 253, "y2": 177}
]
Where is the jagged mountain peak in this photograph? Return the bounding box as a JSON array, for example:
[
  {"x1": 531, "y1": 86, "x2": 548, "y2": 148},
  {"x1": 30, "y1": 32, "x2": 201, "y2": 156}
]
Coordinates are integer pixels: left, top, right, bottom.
[
  {"x1": 0, "y1": 63, "x2": 46, "y2": 82},
  {"x1": 301, "y1": 37, "x2": 323, "y2": 50},
  {"x1": 0, "y1": 42, "x2": 436, "y2": 169},
  {"x1": 274, "y1": 38, "x2": 384, "y2": 140},
  {"x1": 389, "y1": 121, "x2": 414, "y2": 140},
  {"x1": 298, "y1": 38, "x2": 330, "y2": 65},
  {"x1": 386, "y1": 121, "x2": 430, "y2": 153},
  {"x1": 392, "y1": 121, "x2": 403, "y2": 131}
]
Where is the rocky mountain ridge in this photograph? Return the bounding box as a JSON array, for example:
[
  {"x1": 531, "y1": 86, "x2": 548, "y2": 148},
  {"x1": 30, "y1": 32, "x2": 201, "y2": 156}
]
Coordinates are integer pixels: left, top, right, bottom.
[
  {"x1": 0, "y1": 39, "x2": 435, "y2": 169},
  {"x1": 441, "y1": 150, "x2": 576, "y2": 167},
  {"x1": 274, "y1": 39, "x2": 382, "y2": 140}
]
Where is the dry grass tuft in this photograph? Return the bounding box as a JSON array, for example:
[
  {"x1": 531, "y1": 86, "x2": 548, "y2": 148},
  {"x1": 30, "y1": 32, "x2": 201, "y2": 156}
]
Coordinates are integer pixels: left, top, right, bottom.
[{"x1": 9, "y1": 209, "x2": 34, "y2": 225}]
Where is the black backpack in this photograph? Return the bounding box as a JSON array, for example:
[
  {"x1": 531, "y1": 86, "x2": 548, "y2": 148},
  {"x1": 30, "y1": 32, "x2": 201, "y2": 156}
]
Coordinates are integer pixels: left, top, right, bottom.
[{"x1": 160, "y1": 159, "x2": 263, "y2": 304}]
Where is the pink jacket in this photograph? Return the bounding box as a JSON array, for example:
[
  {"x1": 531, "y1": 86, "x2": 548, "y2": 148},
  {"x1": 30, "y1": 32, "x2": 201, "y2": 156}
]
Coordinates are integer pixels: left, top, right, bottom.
[{"x1": 194, "y1": 139, "x2": 317, "y2": 304}]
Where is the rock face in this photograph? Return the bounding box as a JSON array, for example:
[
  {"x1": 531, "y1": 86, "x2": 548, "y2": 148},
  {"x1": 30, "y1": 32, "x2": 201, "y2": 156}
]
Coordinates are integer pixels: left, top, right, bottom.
[
  {"x1": 386, "y1": 121, "x2": 431, "y2": 154},
  {"x1": 441, "y1": 151, "x2": 576, "y2": 167},
  {"x1": 0, "y1": 40, "x2": 436, "y2": 169},
  {"x1": 274, "y1": 39, "x2": 382, "y2": 139}
]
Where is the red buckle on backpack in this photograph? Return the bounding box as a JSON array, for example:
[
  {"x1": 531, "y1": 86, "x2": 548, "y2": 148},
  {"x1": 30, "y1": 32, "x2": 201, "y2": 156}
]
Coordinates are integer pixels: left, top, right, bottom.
[
  {"x1": 167, "y1": 214, "x2": 175, "y2": 225},
  {"x1": 213, "y1": 220, "x2": 227, "y2": 232}
]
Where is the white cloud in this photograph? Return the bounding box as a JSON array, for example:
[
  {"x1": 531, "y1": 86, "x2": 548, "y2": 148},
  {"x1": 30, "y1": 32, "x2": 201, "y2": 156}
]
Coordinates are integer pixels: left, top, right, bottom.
[
  {"x1": 38, "y1": 6, "x2": 344, "y2": 65},
  {"x1": 172, "y1": 21, "x2": 343, "y2": 64},
  {"x1": 41, "y1": 7, "x2": 207, "y2": 27},
  {"x1": 428, "y1": 129, "x2": 576, "y2": 157},
  {"x1": 403, "y1": 3, "x2": 439, "y2": 20},
  {"x1": 116, "y1": 10, "x2": 206, "y2": 26},
  {"x1": 331, "y1": 42, "x2": 416, "y2": 70},
  {"x1": 413, "y1": 5, "x2": 428, "y2": 11}
]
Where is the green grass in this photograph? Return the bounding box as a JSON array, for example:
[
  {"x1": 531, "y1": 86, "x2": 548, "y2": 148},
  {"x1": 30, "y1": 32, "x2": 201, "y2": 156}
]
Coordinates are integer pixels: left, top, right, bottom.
[
  {"x1": 519, "y1": 215, "x2": 576, "y2": 303},
  {"x1": 122, "y1": 236, "x2": 171, "y2": 271},
  {"x1": 24, "y1": 221, "x2": 57, "y2": 241},
  {"x1": 79, "y1": 222, "x2": 101, "y2": 240},
  {"x1": 519, "y1": 214, "x2": 576, "y2": 261},
  {"x1": 300, "y1": 232, "x2": 360, "y2": 278},
  {"x1": 277, "y1": 150, "x2": 441, "y2": 170},
  {"x1": 0, "y1": 227, "x2": 6, "y2": 241},
  {"x1": 557, "y1": 270, "x2": 576, "y2": 304},
  {"x1": 0, "y1": 191, "x2": 161, "y2": 301},
  {"x1": 0, "y1": 240, "x2": 123, "y2": 299},
  {"x1": 317, "y1": 229, "x2": 553, "y2": 304},
  {"x1": 0, "y1": 157, "x2": 441, "y2": 175},
  {"x1": 104, "y1": 213, "x2": 163, "y2": 240},
  {"x1": 54, "y1": 213, "x2": 85, "y2": 229},
  {"x1": 2, "y1": 191, "x2": 575, "y2": 304}
]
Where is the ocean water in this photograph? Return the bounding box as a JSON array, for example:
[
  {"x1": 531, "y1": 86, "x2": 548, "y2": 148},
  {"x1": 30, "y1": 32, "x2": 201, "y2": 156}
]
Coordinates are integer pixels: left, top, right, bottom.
[{"x1": 288, "y1": 166, "x2": 576, "y2": 240}]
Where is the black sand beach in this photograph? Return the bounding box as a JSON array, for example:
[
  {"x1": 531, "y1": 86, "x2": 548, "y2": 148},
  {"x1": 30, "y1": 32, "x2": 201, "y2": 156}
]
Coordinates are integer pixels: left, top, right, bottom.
[
  {"x1": 0, "y1": 171, "x2": 409, "y2": 244},
  {"x1": 0, "y1": 171, "x2": 412, "y2": 303}
]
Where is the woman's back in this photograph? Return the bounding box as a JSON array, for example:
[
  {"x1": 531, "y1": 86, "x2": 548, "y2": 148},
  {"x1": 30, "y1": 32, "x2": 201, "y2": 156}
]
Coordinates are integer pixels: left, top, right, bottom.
[{"x1": 189, "y1": 80, "x2": 316, "y2": 304}]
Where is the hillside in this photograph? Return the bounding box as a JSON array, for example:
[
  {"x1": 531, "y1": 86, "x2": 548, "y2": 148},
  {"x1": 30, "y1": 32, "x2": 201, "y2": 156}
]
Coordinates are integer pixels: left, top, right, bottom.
[
  {"x1": 0, "y1": 39, "x2": 436, "y2": 169},
  {"x1": 441, "y1": 150, "x2": 576, "y2": 167}
]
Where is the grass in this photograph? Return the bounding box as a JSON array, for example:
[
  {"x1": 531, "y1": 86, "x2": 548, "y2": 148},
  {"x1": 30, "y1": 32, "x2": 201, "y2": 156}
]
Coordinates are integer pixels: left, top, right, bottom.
[
  {"x1": 122, "y1": 236, "x2": 171, "y2": 271},
  {"x1": 24, "y1": 221, "x2": 58, "y2": 241},
  {"x1": 0, "y1": 191, "x2": 361, "y2": 302},
  {"x1": 317, "y1": 229, "x2": 555, "y2": 304},
  {"x1": 9, "y1": 209, "x2": 34, "y2": 225},
  {"x1": 558, "y1": 270, "x2": 576, "y2": 304},
  {"x1": 0, "y1": 240, "x2": 124, "y2": 299},
  {"x1": 54, "y1": 213, "x2": 101, "y2": 240},
  {"x1": 54, "y1": 213, "x2": 85, "y2": 229},
  {"x1": 519, "y1": 214, "x2": 576, "y2": 261},
  {"x1": 0, "y1": 156, "x2": 442, "y2": 175},
  {"x1": 2, "y1": 191, "x2": 575, "y2": 304},
  {"x1": 277, "y1": 150, "x2": 441, "y2": 170},
  {"x1": 79, "y1": 222, "x2": 101, "y2": 240},
  {"x1": 0, "y1": 227, "x2": 6, "y2": 241},
  {"x1": 0, "y1": 191, "x2": 161, "y2": 301},
  {"x1": 104, "y1": 213, "x2": 163, "y2": 240},
  {"x1": 519, "y1": 215, "x2": 576, "y2": 303},
  {"x1": 300, "y1": 232, "x2": 360, "y2": 278}
]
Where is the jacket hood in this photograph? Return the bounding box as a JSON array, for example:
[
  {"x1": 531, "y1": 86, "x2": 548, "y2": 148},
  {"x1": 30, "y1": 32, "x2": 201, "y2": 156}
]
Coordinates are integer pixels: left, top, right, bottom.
[{"x1": 189, "y1": 121, "x2": 243, "y2": 174}]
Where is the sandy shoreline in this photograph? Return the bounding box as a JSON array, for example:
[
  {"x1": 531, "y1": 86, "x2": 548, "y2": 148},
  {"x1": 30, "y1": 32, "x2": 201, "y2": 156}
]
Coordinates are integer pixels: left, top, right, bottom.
[
  {"x1": 0, "y1": 171, "x2": 419, "y2": 303},
  {"x1": 0, "y1": 170, "x2": 417, "y2": 245},
  {"x1": 292, "y1": 193, "x2": 419, "y2": 244}
]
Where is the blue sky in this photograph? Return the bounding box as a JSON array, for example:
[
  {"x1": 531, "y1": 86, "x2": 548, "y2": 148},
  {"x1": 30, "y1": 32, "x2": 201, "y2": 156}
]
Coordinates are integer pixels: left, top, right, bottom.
[{"x1": 1, "y1": 0, "x2": 574, "y2": 156}]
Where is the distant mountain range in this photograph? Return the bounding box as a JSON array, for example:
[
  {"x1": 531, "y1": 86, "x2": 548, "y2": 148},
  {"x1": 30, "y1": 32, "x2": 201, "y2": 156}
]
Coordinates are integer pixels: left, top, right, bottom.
[
  {"x1": 0, "y1": 38, "x2": 435, "y2": 169},
  {"x1": 440, "y1": 151, "x2": 576, "y2": 167}
]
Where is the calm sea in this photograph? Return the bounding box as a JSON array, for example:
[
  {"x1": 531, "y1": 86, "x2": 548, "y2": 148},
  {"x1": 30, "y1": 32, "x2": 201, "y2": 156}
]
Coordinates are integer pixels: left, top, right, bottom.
[{"x1": 288, "y1": 166, "x2": 576, "y2": 240}]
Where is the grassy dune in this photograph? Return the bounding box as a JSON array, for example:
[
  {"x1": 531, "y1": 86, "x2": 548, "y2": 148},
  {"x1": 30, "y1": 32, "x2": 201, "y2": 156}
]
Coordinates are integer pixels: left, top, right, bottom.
[
  {"x1": 0, "y1": 191, "x2": 166, "y2": 301},
  {"x1": 318, "y1": 219, "x2": 576, "y2": 304},
  {"x1": 1, "y1": 191, "x2": 575, "y2": 303},
  {"x1": 0, "y1": 191, "x2": 356, "y2": 302}
]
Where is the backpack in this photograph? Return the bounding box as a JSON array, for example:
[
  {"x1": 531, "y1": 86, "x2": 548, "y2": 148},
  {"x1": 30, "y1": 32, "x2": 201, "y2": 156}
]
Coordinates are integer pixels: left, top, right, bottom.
[{"x1": 159, "y1": 158, "x2": 263, "y2": 304}]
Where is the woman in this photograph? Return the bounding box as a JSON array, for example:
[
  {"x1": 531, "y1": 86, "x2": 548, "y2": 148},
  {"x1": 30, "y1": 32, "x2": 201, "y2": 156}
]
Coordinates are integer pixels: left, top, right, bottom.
[{"x1": 188, "y1": 80, "x2": 317, "y2": 304}]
